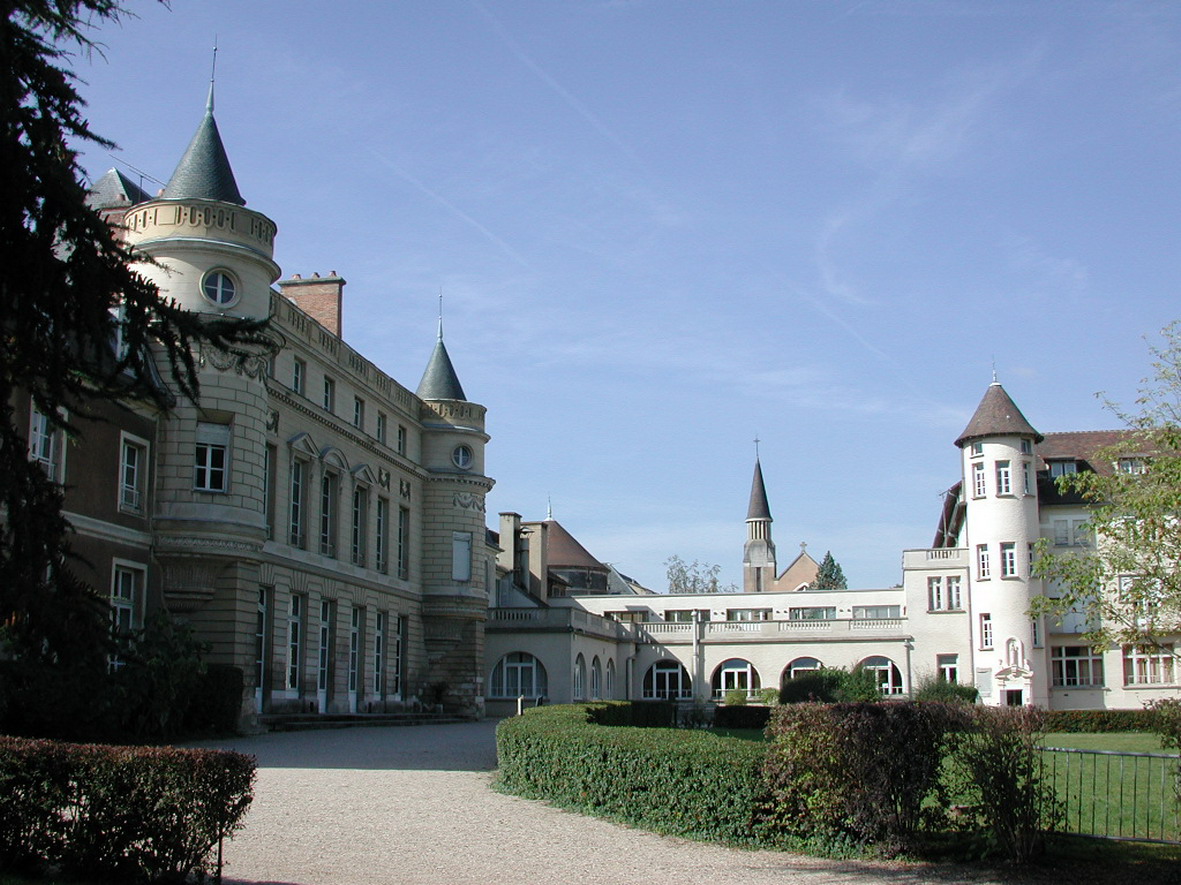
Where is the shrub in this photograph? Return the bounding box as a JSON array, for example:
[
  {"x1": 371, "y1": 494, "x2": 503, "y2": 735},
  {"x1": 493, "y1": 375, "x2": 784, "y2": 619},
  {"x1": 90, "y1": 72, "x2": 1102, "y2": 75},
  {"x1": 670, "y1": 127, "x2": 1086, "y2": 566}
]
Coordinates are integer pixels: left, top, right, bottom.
[
  {"x1": 778, "y1": 667, "x2": 883, "y2": 704},
  {"x1": 111, "y1": 613, "x2": 208, "y2": 741},
  {"x1": 184, "y1": 664, "x2": 246, "y2": 735},
  {"x1": 758, "y1": 687, "x2": 779, "y2": 706},
  {"x1": 497, "y1": 704, "x2": 765, "y2": 845},
  {"x1": 913, "y1": 675, "x2": 978, "y2": 704},
  {"x1": 761, "y1": 701, "x2": 964, "y2": 853},
  {"x1": 713, "y1": 705, "x2": 771, "y2": 730},
  {"x1": 724, "y1": 688, "x2": 748, "y2": 706},
  {"x1": 1043, "y1": 708, "x2": 1156, "y2": 733},
  {"x1": 588, "y1": 700, "x2": 675, "y2": 729},
  {"x1": 946, "y1": 707, "x2": 1062, "y2": 864},
  {"x1": 0, "y1": 736, "x2": 255, "y2": 882}
]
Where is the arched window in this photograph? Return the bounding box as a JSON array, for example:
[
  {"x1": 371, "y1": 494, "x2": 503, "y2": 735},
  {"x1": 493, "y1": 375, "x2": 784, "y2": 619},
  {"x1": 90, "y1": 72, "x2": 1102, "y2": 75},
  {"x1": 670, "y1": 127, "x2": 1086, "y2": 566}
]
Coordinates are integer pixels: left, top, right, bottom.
[
  {"x1": 783, "y1": 656, "x2": 823, "y2": 684},
  {"x1": 590, "y1": 656, "x2": 603, "y2": 700},
  {"x1": 643, "y1": 661, "x2": 692, "y2": 700},
  {"x1": 490, "y1": 652, "x2": 548, "y2": 699},
  {"x1": 711, "y1": 658, "x2": 761, "y2": 699},
  {"x1": 574, "y1": 654, "x2": 587, "y2": 700},
  {"x1": 859, "y1": 656, "x2": 904, "y2": 695},
  {"x1": 605, "y1": 659, "x2": 616, "y2": 699}
]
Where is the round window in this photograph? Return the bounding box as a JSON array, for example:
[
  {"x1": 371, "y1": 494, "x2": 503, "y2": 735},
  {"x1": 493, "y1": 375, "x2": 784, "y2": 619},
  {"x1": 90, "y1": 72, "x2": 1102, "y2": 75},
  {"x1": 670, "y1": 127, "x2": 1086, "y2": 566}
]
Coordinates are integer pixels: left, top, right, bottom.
[
  {"x1": 202, "y1": 270, "x2": 237, "y2": 306},
  {"x1": 452, "y1": 444, "x2": 474, "y2": 470}
]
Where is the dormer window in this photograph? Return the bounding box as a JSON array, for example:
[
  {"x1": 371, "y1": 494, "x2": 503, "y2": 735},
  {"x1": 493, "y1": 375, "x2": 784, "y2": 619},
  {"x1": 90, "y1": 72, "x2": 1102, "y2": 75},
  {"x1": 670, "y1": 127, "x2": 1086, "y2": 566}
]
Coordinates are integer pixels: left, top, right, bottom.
[
  {"x1": 1118, "y1": 458, "x2": 1146, "y2": 475},
  {"x1": 1020, "y1": 439, "x2": 1033, "y2": 455},
  {"x1": 202, "y1": 269, "x2": 238, "y2": 306},
  {"x1": 1049, "y1": 460, "x2": 1077, "y2": 479},
  {"x1": 970, "y1": 442, "x2": 983, "y2": 457}
]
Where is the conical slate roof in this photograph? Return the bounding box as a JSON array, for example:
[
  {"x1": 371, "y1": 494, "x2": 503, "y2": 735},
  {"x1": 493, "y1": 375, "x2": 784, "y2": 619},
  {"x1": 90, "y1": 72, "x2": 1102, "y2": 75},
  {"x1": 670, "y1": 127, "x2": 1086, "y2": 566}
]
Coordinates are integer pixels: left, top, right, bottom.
[
  {"x1": 747, "y1": 458, "x2": 773, "y2": 521},
  {"x1": 87, "y1": 168, "x2": 150, "y2": 209},
  {"x1": 955, "y1": 382, "x2": 1043, "y2": 448},
  {"x1": 161, "y1": 86, "x2": 245, "y2": 205},
  {"x1": 416, "y1": 337, "x2": 466, "y2": 401}
]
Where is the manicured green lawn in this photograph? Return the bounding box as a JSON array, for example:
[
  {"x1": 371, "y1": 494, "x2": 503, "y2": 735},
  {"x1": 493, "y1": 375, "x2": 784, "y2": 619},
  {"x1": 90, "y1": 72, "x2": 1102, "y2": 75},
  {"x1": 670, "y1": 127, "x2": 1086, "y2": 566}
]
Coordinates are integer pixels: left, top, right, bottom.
[{"x1": 1043, "y1": 731, "x2": 1171, "y2": 753}]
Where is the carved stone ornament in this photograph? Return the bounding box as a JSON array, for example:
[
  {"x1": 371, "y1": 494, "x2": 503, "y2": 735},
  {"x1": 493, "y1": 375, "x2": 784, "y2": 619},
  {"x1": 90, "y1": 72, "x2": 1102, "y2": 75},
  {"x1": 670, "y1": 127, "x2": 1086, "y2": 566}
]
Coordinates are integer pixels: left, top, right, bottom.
[
  {"x1": 400, "y1": 479, "x2": 412, "y2": 500},
  {"x1": 266, "y1": 410, "x2": 280, "y2": 433},
  {"x1": 453, "y1": 492, "x2": 485, "y2": 512},
  {"x1": 158, "y1": 556, "x2": 225, "y2": 613},
  {"x1": 202, "y1": 345, "x2": 270, "y2": 379},
  {"x1": 378, "y1": 468, "x2": 391, "y2": 489}
]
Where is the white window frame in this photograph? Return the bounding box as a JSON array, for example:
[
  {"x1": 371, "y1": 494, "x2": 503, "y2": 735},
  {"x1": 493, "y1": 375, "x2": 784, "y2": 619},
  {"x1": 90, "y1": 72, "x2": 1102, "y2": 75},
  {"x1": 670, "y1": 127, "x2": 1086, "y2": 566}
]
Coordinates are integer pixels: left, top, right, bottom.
[
  {"x1": 1051, "y1": 645, "x2": 1104, "y2": 687},
  {"x1": 292, "y1": 357, "x2": 306, "y2": 395},
  {"x1": 996, "y1": 460, "x2": 1012, "y2": 496},
  {"x1": 194, "y1": 422, "x2": 230, "y2": 492},
  {"x1": 110, "y1": 560, "x2": 146, "y2": 636},
  {"x1": 1123, "y1": 645, "x2": 1176, "y2": 686},
  {"x1": 491, "y1": 652, "x2": 547, "y2": 699},
  {"x1": 977, "y1": 544, "x2": 990, "y2": 580},
  {"x1": 980, "y1": 613, "x2": 994, "y2": 650},
  {"x1": 972, "y1": 462, "x2": 986, "y2": 498},
  {"x1": 927, "y1": 576, "x2": 944, "y2": 611},
  {"x1": 860, "y1": 656, "x2": 903, "y2": 695},
  {"x1": 29, "y1": 404, "x2": 64, "y2": 482},
  {"x1": 1000, "y1": 542, "x2": 1017, "y2": 578},
  {"x1": 452, "y1": 531, "x2": 472, "y2": 582},
  {"x1": 947, "y1": 575, "x2": 962, "y2": 610},
  {"x1": 118, "y1": 431, "x2": 149, "y2": 514},
  {"x1": 937, "y1": 654, "x2": 959, "y2": 684},
  {"x1": 643, "y1": 661, "x2": 690, "y2": 700}
]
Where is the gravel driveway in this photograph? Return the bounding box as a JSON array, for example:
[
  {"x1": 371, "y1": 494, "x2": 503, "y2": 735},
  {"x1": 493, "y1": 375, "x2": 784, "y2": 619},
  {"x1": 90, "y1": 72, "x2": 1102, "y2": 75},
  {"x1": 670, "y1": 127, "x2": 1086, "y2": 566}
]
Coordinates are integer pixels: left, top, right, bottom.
[{"x1": 204, "y1": 721, "x2": 1013, "y2": 885}]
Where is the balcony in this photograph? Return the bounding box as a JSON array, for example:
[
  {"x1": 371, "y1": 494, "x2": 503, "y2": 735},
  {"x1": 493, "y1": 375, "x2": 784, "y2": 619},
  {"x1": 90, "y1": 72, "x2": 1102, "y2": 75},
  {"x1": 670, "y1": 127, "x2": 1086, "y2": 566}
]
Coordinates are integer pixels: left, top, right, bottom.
[
  {"x1": 902, "y1": 548, "x2": 966, "y2": 570},
  {"x1": 487, "y1": 607, "x2": 632, "y2": 641},
  {"x1": 634, "y1": 618, "x2": 909, "y2": 644}
]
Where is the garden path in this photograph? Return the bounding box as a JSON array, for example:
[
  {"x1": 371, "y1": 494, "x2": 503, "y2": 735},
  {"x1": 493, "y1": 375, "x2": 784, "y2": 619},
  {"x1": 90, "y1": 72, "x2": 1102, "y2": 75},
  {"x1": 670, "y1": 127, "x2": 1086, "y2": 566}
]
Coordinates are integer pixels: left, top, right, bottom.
[{"x1": 204, "y1": 720, "x2": 1010, "y2": 885}]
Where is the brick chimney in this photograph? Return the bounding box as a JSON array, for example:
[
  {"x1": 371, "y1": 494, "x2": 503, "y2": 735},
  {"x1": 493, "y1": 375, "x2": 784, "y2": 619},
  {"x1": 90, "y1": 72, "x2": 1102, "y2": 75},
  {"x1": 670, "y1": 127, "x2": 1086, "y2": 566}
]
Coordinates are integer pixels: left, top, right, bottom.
[{"x1": 277, "y1": 272, "x2": 346, "y2": 336}]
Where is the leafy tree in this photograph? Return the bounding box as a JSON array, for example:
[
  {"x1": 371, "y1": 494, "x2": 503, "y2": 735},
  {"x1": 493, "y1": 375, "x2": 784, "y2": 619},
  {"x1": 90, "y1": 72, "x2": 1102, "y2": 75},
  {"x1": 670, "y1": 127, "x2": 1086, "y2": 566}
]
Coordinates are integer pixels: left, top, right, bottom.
[
  {"x1": 664, "y1": 555, "x2": 736, "y2": 594},
  {"x1": 1031, "y1": 323, "x2": 1181, "y2": 657},
  {"x1": 810, "y1": 550, "x2": 847, "y2": 590},
  {"x1": 1, "y1": 4, "x2": 270, "y2": 676}
]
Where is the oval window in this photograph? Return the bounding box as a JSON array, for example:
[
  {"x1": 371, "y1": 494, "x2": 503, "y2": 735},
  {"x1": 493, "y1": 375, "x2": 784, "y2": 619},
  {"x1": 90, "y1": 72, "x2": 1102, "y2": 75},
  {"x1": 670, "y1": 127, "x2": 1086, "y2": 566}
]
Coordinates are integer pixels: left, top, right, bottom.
[
  {"x1": 452, "y1": 444, "x2": 474, "y2": 470},
  {"x1": 202, "y1": 270, "x2": 237, "y2": 306}
]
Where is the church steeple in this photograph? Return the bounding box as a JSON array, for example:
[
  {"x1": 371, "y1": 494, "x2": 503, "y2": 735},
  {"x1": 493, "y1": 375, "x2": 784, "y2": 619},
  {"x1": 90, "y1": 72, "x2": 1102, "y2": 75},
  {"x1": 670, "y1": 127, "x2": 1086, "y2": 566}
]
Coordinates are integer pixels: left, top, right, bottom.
[
  {"x1": 161, "y1": 78, "x2": 245, "y2": 205},
  {"x1": 743, "y1": 453, "x2": 777, "y2": 592}
]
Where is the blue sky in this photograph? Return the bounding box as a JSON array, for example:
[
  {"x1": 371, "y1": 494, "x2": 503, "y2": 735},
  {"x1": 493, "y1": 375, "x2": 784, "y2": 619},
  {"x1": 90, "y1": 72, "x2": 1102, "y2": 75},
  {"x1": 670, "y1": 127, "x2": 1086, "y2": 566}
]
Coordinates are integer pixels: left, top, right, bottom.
[{"x1": 74, "y1": 1, "x2": 1181, "y2": 591}]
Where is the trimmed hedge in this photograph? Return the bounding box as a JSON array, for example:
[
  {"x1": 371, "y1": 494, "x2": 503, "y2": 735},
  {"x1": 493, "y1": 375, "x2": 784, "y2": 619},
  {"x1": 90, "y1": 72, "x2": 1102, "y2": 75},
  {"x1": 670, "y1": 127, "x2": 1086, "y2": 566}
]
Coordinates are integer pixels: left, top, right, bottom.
[
  {"x1": 0, "y1": 736, "x2": 255, "y2": 883},
  {"x1": 588, "y1": 700, "x2": 675, "y2": 728},
  {"x1": 1043, "y1": 708, "x2": 1157, "y2": 733},
  {"x1": 713, "y1": 704, "x2": 772, "y2": 730},
  {"x1": 497, "y1": 704, "x2": 766, "y2": 845}
]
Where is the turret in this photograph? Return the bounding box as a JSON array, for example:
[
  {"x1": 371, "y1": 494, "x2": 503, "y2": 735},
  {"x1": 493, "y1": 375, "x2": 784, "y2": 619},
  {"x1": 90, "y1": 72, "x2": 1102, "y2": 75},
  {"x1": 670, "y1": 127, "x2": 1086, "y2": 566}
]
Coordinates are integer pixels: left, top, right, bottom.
[
  {"x1": 743, "y1": 458, "x2": 777, "y2": 592},
  {"x1": 415, "y1": 321, "x2": 493, "y2": 716},
  {"x1": 956, "y1": 381, "x2": 1046, "y2": 706},
  {"x1": 122, "y1": 83, "x2": 279, "y2": 320}
]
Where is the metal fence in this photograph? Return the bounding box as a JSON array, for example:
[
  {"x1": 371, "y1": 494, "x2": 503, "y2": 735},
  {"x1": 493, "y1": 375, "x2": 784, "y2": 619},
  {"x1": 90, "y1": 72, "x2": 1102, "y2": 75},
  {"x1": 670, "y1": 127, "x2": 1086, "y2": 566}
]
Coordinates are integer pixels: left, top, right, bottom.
[{"x1": 1043, "y1": 746, "x2": 1180, "y2": 843}]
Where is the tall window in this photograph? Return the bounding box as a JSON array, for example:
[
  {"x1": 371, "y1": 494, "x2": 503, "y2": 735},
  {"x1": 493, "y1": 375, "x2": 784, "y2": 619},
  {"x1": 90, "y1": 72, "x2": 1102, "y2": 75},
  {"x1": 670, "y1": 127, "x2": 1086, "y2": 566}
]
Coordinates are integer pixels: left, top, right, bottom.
[
  {"x1": 1123, "y1": 645, "x2": 1176, "y2": 685},
  {"x1": 643, "y1": 661, "x2": 690, "y2": 700},
  {"x1": 119, "y1": 434, "x2": 147, "y2": 513},
  {"x1": 373, "y1": 612, "x2": 386, "y2": 696},
  {"x1": 860, "y1": 656, "x2": 903, "y2": 695},
  {"x1": 980, "y1": 613, "x2": 994, "y2": 649},
  {"x1": 255, "y1": 588, "x2": 269, "y2": 706},
  {"x1": 605, "y1": 659, "x2": 616, "y2": 699},
  {"x1": 1000, "y1": 542, "x2": 1017, "y2": 578},
  {"x1": 348, "y1": 607, "x2": 362, "y2": 694},
  {"x1": 1023, "y1": 462, "x2": 1033, "y2": 495},
  {"x1": 396, "y1": 424, "x2": 407, "y2": 455},
  {"x1": 397, "y1": 506, "x2": 410, "y2": 579},
  {"x1": 491, "y1": 652, "x2": 548, "y2": 698},
  {"x1": 318, "y1": 600, "x2": 333, "y2": 694},
  {"x1": 28, "y1": 405, "x2": 62, "y2": 481},
  {"x1": 1051, "y1": 646, "x2": 1103, "y2": 687},
  {"x1": 712, "y1": 658, "x2": 760, "y2": 699},
  {"x1": 289, "y1": 460, "x2": 306, "y2": 547},
  {"x1": 287, "y1": 594, "x2": 303, "y2": 691},
  {"x1": 322, "y1": 376, "x2": 336, "y2": 412},
  {"x1": 263, "y1": 444, "x2": 277, "y2": 539},
  {"x1": 573, "y1": 654, "x2": 586, "y2": 700},
  {"x1": 590, "y1": 657, "x2": 602, "y2": 700},
  {"x1": 972, "y1": 462, "x2": 986, "y2": 497},
  {"x1": 995, "y1": 460, "x2": 1012, "y2": 495},
  {"x1": 977, "y1": 544, "x2": 990, "y2": 580},
  {"x1": 194, "y1": 422, "x2": 230, "y2": 492},
  {"x1": 353, "y1": 396, "x2": 365, "y2": 430},
  {"x1": 376, "y1": 410, "x2": 387, "y2": 444},
  {"x1": 351, "y1": 486, "x2": 367, "y2": 566},
  {"x1": 391, "y1": 615, "x2": 405, "y2": 698},
  {"x1": 937, "y1": 654, "x2": 959, "y2": 684},
  {"x1": 927, "y1": 576, "x2": 944, "y2": 611},
  {"x1": 947, "y1": 575, "x2": 962, "y2": 609},
  {"x1": 320, "y1": 472, "x2": 338, "y2": 557},
  {"x1": 292, "y1": 357, "x2": 306, "y2": 395},
  {"x1": 110, "y1": 563, "x2": 144, "y2": 636},
  {"x1": 452, "y1": 531, "x2": 472, "y2": 582},
  {"x1": 375, "y1": 497, "x2": 389, "y2": 573}
]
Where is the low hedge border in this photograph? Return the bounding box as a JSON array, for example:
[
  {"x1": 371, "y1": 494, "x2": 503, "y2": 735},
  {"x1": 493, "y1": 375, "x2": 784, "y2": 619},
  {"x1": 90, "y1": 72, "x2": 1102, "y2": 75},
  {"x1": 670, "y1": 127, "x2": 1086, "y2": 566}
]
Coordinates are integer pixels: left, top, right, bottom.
[
  {"x1": 0, "y1": 736, "x2": 255, "y2": 883},
  {"x1": 496, "y1": 703, "x2": 766, "y2": 845},
  {"x1": 1044, "y1": 709, "x2": 1157, "y2": 733}
]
